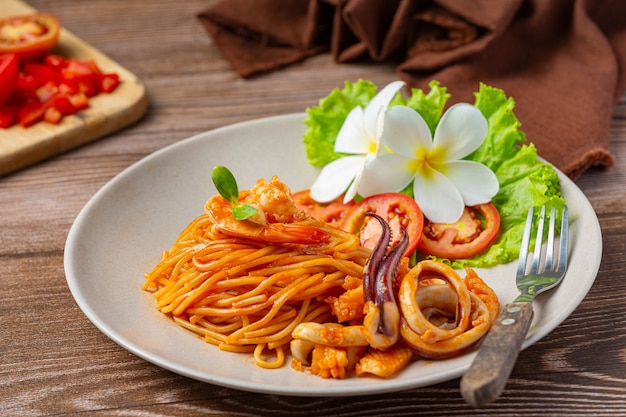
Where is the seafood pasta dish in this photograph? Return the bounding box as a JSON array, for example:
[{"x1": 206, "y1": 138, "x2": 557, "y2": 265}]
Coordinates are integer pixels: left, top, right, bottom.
[{"x1": 143, "y1": 175, "x2": 499, "y2": 379}]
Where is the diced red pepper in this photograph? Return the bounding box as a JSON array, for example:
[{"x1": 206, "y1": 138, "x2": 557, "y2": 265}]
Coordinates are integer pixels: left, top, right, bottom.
[
  {"x1": 43, "y1": 106, "x2": 62, "y2": 124},
  {"x1": 18, "y1": 100, "x2": 45, "y2": 127},
  {"x1": 36, "y1": 81, "x2": 59, "y2": 102},
  {"x1": 43, "y1": 54, "x2": 68, "y2": 71},
  {"x1": 98, "y1": 73, "x2": 120, "y2": 93},
  {"x1": 69, "y1": 92, "x2": 88, "y2": 110},
  {"x1": 1, "y1": 52, "x2": 120, "y2": 128},
  {"x1": 62, "y1": 58, "x2": 101, "y2": 77},
  {"x1": 48, "y1": 94, "x2": 77, "y2": 115},
  {"x1": 22, "y1": 61, "x2": 61, "y2": 85},
  {"x1": 0, "y1": 104, "x2": 18, "y2": 128}
]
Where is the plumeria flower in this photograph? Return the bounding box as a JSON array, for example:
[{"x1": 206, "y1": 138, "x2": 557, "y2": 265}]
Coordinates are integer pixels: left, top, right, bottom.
[
  {"x1": 358, "y1": 103, "x2": 499, "y2": 223},
  {"x1": 309, "y1": 80, "x2": 406, "y2": 204}
]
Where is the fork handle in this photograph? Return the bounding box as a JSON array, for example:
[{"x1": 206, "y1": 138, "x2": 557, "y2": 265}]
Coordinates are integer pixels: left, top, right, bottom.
[{"x1": 460, "y1": 302, "x2": 534, "y2": 407}]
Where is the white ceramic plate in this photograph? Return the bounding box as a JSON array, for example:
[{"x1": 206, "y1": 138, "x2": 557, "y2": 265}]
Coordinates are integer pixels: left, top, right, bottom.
[{"x1": 64, "y1": 113, "x2": 602, "y2": 397}]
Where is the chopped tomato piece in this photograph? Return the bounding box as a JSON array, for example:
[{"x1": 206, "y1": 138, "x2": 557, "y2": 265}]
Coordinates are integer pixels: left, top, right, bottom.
[
  {"x1": 68, "y1": 92, "x2": 89, "y2": 110},
  {"x1": 63, "y1": 58, "x2": 101, "y2": 76},
  {"x1": 43, "y1": 54, "x2": 68, "y2": 71},
  {"x1": 43, "y1": 106, "x2": 62, "y2": 124},
  {"x1": 417, "y1": 202, "x2": 500, "y2": 260},
  {"x1": 0, "y1": 53, "x2": 19, "y2": 104},
  {"x1": 22, "y1": 61, "x2": 61, "y2": 85},
  {"x1": 18, "y1": 100, "x2": 45, "y2": 127},
  {"x1": 292, "y1": 190, "x2": 355, "y2": 225},
  {"x1": 98, "y1": 73, "x2": 120, "y2": 93},
  {"x1": 35, "y1": 82, "x2": 59, "y2": 102},
  {"x1": 341, "y1": 193, "x2": 424, "y2": 257},
  {"x1": 48, "y1": 94, "x2": 77, "y2": 115},
  {"x1": 0, "y1": 32, "x2": 120, "y2": 129},
  {"x1": 0, "y1": 14, "x2": 61, "y2": 62},
  {"x1": 0, "y1": 103, "x2": 18, "y2": 128}
]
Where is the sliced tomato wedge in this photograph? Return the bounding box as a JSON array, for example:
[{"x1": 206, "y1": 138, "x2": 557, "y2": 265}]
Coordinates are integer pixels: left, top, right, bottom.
[
  {"x1": 0, "y1": 14, "x2": 61, "y2": 62},
  {"x1": 418, "y1": 202, "x2": 500, "y2": 260},
  {"x1": 292, "y1": 189, "x2": 355, "y2": 225},
  {"x1": 341, "y1": 193, "x2": 424, "y2": 257},
  {"x1": 0, "y1": 53, "x2": 19, "y2": 104}
]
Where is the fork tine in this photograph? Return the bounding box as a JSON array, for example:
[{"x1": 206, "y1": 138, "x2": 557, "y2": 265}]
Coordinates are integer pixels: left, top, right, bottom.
[
  {"x1": 556, "y1": 205, "x2": 569, "y2": 274},
  {"x1": 529, "y1": 205, "x2": 546, "y2": 275},
  {"x1": 516, "y1": 206, "x2": 534, "y2": 277},
  {"x1": 544, "y1": 206, "x2": 556, "y2": 271}
]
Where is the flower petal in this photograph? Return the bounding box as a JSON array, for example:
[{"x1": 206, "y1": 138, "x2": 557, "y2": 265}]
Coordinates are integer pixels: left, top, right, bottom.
[
  {"x1": 440, "y1": 160, "x2": 500, "y2": 206},
  {"x1": 363, "y1": 80, "x2": 405, "y2": 139},
  {"x1": 433, "y1": 103, "x2": 488, "y2": 161},
  {"x1": 334, "y1": 106, "x2": 370, "y2": 154},
  {"x1": 310, "y1": 155, "x2": 365, "y2": 202},
  {"x1": 358, "y1": 153, "x2": 415, "y2": 197},
  {"x1": 381, "y1": 106, "x2": 433, "y2": 157},
  {"x1": 413, "y1": 167, "x2": 465, "y2": 223}
]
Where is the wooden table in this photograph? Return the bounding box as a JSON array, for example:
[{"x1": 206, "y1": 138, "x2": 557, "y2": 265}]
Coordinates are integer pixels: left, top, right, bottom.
[{"x1": 2, "y1": 1, "x2": 625, "y2": 415}]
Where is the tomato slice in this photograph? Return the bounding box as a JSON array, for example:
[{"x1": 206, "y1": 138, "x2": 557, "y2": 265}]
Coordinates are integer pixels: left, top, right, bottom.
[
  {"x1": 0, "y1": 14, "x2": 61, "y2": 62},
  {"x1": 292, "y1": 189, "x2": 355, "y2": 225},
  {"x1": 418, "y1": 202, "x2": 500, "y2": 260},
  {"x1": 0, "y1": 53, "x2": 19, "y2": 104},
  {"x1": 341, "y1": 193, "x2": 424, "y2": 257}
]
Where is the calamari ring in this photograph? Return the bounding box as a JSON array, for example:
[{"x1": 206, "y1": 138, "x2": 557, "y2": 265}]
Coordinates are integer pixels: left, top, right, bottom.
[
  {"x1": 414, "y1": 283, "x2": 458, "y2": 330},
  {"x1": 400, "y1": 291, "x2": 491, "y2": 359},
  {"x1": 398, "y1": 260, "x2": 472, "y2": 344}
]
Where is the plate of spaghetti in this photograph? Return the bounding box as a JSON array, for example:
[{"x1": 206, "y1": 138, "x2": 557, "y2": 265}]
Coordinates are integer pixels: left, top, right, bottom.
[{"x1": 64, "y1": 113, "x2": 602, "y2": 396}]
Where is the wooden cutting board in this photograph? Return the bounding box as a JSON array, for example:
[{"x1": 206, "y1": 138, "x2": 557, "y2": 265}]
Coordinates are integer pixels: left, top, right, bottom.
[{"x1": 0, "y1": 0, "x2": 148, "y2": 176}]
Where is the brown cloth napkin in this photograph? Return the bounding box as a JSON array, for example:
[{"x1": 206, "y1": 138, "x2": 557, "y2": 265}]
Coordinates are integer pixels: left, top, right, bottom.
[{"x1": 198, "y1": 0, "x2": 626, "y2": 180}]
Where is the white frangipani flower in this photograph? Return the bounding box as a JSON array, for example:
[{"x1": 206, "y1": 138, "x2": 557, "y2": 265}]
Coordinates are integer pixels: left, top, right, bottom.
[
  {"x1": 309, "y1": 80, "x2": 405, "y2": 204},
  {"x1": 358, "y1": 103, "x2": 499, "y2": 223}
]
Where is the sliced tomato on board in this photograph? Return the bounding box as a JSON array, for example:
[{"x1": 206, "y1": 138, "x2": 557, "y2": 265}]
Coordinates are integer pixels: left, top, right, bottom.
[
  {"x1": 292, "y1": 189, "x2": 355, "y2": 225},
  {"x1": 418, "y1": 202, "x2": 500, "y2": 260},
  {"x1": 0, "y1": 53, "x2": 19, "y2": 104},
  {"x1": 0, "y1": 14, "x2": 61, "y2": 62},
  {"x1": 341, "y1": 193, "x2": 424, "y2": 257}
]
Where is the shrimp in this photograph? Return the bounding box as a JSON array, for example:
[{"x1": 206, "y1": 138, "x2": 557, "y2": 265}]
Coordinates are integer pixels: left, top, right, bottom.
[{"x1": 205, "y1": 176, "x2": 331, "y2": 244}]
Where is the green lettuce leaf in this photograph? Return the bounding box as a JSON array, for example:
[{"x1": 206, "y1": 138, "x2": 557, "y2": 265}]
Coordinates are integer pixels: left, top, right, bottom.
[
  {"x1": 302, "y1": 80, "x2": 565, "y2": 269},
  {"x1": 303, "y1": 79, "x2": 378, "y2": 167}
]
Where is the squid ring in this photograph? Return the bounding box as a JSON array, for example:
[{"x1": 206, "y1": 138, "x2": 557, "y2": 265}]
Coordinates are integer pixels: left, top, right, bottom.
[
  {"x1": 399, "y1": 291, "x2": 492, "y2": 359},
  {"x1": 398, "y1": 260, "x2": 472, "y2": 344}
]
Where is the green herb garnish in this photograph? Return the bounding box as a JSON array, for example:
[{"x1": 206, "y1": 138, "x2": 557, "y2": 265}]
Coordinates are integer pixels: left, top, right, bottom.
[{"x1": 211, "y1": 166, "x2": 258, "y2": 220}]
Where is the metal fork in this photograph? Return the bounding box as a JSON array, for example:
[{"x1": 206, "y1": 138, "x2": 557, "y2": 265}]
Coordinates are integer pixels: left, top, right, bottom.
[{"x1": 460, "y1": 205, "x2": 569, "y2": 407}]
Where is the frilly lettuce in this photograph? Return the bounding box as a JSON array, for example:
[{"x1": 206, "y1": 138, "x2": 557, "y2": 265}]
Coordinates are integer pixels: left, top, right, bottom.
[{"x1": 303, "y1": 79, "x2": 566, "y2": 268}]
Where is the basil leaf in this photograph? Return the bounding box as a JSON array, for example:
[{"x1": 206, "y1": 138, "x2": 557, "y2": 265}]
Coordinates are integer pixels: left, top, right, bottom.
[
  {"x1": 211, "y1": 165, "x2": 258, "y2": 221},
  {"x1": 232, "y1": 204, "x2": 258, "y2": 220},
  {"x1": 211, "y1": 165, "x2": 239, "y2": 204}
]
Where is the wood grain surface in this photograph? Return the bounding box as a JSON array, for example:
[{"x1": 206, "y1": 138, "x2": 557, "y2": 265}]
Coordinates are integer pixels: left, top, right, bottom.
[{"x1": 1, "y1": 1, "x2": 625, "y2": 416}]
